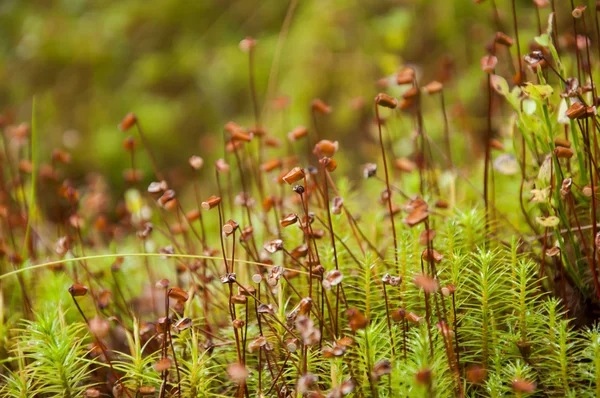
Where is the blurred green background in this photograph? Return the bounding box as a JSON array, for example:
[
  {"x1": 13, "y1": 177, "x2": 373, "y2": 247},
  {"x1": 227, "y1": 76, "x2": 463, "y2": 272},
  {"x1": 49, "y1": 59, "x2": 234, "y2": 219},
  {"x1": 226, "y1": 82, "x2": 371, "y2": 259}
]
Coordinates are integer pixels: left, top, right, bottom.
[{"x1": 0, "y1": 0, "x2": 574, "y2": 192}]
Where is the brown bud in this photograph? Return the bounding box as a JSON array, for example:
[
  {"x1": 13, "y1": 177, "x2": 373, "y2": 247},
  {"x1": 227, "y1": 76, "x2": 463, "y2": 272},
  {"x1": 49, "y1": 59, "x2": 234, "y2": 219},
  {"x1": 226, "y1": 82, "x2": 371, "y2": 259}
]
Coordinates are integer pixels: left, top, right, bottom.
[
  {"x1": 118, "y1": 113, "x2": 137, "y2": 131},
  {"x1": 122, "y1": 136, "x2": 136, "y2": 152},
  {"x1": 375, "y1": 93, "x2": 398, "y2": 109}
]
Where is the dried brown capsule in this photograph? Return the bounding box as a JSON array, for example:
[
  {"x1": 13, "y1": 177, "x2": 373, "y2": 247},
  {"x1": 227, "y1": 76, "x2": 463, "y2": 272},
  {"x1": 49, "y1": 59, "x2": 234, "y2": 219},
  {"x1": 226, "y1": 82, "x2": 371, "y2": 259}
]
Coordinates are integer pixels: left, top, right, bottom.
[
  {"x1": 122, "y1": 136, "x2": 136, "y2": 152},
  {"x1": 157, "y1": 190, "x2": 176, "y2": 207},
  {"x1": 403, "y1": 206, "x2": 429, "y2": 227},
  {"x1": 148, "y1": 180, "x2": 168, "y2": 194},
  {"x1": 223, "y1": 219, "x2": 239, "y2": 235},
  {"x1": 363, "y1": 163, "x2": 377, "y2": 178},
  {"x1": 346, "y1": 308, "x2": 368, "y2": 332},
  {"x1": 186, "y1": 209, "x2": 201, "y2": 222},
  {"x1": 233, "y1": 319, "x2": 245, "y2": 329},
  {"x1": 52, "y1": 149, "x2": 71, "y2": 164},
  {"x1": 260, "y1": 158, "x2": 282, "y2": 172},
  {"x1": 372, "y1": 359, "x2": 392, "y2": 381},
  {"x1": 375, "y1": 93, "x2": 398, "y2": 109},
  {"x1": 331, "y1": 196, "x2": 344, "y2": 215},
  {"x1": 69, "y1": 283, "x2": 88, "y2": 297},
  {"x1": 554, "y1": 147, "x2": 574, "y2": 159},
  {"x1": 231, "y1": 294, "x2": 247, "y2": 305},
  {"x1": 201, "y1": 195, "x2": 222, "y2": 210},
  {"x1": 421, "y1": 248, "x2": 444, "y2": 264},
  {"x1": 396, "y1": 67, "x2": 415, "y2": 85},
  {"x1": 423, "y1": 80, "x2": 443, "y2": 94},
  {"x1": 553, "y1": 137, "x2": 571, "y2": 148},
  {"x1": 174, "y1": 317, "x2": 192, "y2": 331},
  {"x1": 394, "y1": 158, "x2": 416, "y2": 172},
  {"x1": 406, "y1": 312, "x2": 424, "y2": 324},
  {"x1": 512, "y1": 378, "x2": 535, "y2": 393},
  {"x1": 280, "y1": 213, "x2": 298, "y2": 228},
  {"x1": 282, "y1": 167, "x2": 305, "y2": 184},
  {"x1": 546, "y1": 246, "x2": 561, "y2": 257},
  {"x1": 572, "y1": 5, "x2": 586, "y2": 18},
  {"x1": 416, "y1": 368, "x2": 432, "y2": 385},
  {"x1": 118, "y1": 113, "x2": 137, "y2": 131},
  {"x1": 466, "y1": 365, "x2": 487, "y2": 384},
  {"x1": 313, "y1": 140, "x2": 339, "y2": 158},
  {"x1": 382, "y1": 273, "x2": 402, "y2": 287},
  {"x1": 413, "y1": 273, "x2": 439, "y2": 293},
  {"x1": 561, "y1": 177, "x2": 573, "y2": 196},
  {"x1": 494, "y1": 32, "x2": 514, "y2": 46},
  {"x1": 312, "y1": 98, "x2": 332, "y2": 114},
  {"x1": 319, "y1": 157, "x2": 338, "y2": 172},
  {"x1": 288, "y1": 126, "x2": 308, "y2": 141},
  {"x1": 565, "y1": 102, "x2": 586, "y2": 119},
  {"x1": 402, "y1": 86, "x2": 420, "y2": 100},
  {"x1": 231, "y1": 128, "x2": 253, "y2": 142},
  {"x1": 419, "y1": 229, "x2": 436, "y2": 246},
  {"x1": 480, "y1": 55, "x2": 498, "y2": 74},
  {"x1": 489, "y1": 138, "x2": 505, "y2": 151},
  {"x1": 391, "y1": 308, "x2": 406, "y2": 322},
  {"x1": 264, "y1": 239, "x2": 284, "y2": 253}
]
